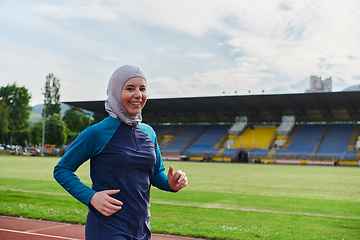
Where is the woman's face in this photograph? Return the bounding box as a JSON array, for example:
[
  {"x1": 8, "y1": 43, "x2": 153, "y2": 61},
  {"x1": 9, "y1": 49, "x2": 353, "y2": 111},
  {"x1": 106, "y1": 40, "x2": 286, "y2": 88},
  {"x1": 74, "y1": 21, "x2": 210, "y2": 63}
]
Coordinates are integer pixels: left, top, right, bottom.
[{"x1": 121, "y1": 77, "x2": 148, "y2": 116}]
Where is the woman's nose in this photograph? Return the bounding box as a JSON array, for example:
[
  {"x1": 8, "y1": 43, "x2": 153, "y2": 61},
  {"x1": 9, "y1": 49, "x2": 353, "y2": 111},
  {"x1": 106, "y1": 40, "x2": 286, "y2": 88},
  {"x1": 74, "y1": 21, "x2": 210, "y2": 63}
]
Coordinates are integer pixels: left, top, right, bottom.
[{"x1": 133, "y1": 88, "x2": 141, "y2": 97}]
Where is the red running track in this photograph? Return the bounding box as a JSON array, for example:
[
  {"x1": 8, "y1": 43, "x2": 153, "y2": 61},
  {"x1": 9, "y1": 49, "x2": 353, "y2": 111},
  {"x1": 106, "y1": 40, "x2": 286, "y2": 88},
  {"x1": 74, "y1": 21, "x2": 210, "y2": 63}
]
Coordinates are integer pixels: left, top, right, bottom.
[{"x1": 0, "y1": 216, "x2": 206, "y2": 240}]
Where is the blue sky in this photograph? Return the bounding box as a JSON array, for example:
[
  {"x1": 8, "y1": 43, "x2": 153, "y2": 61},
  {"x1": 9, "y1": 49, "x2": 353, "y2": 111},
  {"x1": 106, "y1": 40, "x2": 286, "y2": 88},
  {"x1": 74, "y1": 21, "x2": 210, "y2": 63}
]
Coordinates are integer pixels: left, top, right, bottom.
[{"x1": 1, "y1": 0, "x2": 359, "y2": 106}]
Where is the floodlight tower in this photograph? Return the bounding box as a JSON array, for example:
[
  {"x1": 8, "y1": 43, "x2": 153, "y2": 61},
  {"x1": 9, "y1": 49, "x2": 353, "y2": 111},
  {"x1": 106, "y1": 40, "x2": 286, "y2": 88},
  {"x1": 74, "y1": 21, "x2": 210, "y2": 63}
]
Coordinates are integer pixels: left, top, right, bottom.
[{"x1": 41, "y1": 90, "x2": 45, "y2": 156}]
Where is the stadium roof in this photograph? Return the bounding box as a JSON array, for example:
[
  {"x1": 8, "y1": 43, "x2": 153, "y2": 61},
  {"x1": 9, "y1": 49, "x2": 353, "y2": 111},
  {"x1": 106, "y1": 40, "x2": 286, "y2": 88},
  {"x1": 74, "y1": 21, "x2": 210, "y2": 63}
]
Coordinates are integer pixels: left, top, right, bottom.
[{"x1": 64, "y1": 91, "x2": 360, "y2": 124}]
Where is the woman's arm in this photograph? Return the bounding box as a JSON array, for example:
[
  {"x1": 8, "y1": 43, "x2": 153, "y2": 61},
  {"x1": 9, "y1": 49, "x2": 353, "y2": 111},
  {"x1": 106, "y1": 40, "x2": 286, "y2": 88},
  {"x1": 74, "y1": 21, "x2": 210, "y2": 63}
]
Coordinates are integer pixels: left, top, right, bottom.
[
  {"x1": 151, "y1": 135, "x2": 188, "y2": 191},
  {"x1": 53, "y1": 128, "x2": 99, "y2": 206},
  {"x1": 54, "y1": 117, "x2": 120, "y2": 206}
]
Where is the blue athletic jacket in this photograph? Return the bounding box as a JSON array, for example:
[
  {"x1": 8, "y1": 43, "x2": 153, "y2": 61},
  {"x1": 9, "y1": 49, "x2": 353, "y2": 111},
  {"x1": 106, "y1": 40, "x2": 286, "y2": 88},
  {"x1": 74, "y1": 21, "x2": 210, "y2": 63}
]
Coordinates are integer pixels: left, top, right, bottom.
[{"x1": 53, "y1": 116, "x2": 172, "y2": 238}]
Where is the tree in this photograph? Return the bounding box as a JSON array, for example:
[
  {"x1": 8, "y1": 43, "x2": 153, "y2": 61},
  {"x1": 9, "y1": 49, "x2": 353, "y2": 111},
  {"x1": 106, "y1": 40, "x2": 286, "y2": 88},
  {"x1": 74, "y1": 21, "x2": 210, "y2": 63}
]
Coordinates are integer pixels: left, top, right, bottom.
[
  {"x1": 30, "y1": 122, "x2": 43, "y2": 146},
  {"x1": 43, "y1": 73, "x2": 61, "y2": 118},
  {"x1": 0, "y1": 83, "x2": 32, "y2": 146},
  {"x1": 63, "y1": 107, "x2": 92, "y2": 142},
  {"x1": 0, "y1": 99, "x2": 10, "y2": 143},
  {"x1": 92, "y1": 112, "x2": 106, "y2": 124},
  {"x1": 45, "y1": 113, "x2": 67, "y2": 147}
]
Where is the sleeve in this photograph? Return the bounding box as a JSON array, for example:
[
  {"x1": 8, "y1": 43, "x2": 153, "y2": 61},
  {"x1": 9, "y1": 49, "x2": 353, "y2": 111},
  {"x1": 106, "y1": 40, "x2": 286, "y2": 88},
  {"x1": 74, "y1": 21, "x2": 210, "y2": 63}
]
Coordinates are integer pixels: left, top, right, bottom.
[
  {"x1": 151, "y1": 138, "x2": 174, "y2": 192},
  {"x1": 54, "y1": 118, "x2": 118, "y2": 206},
  {"x1": 139, "y1": 123, "x2": 174, "y2": 192}
]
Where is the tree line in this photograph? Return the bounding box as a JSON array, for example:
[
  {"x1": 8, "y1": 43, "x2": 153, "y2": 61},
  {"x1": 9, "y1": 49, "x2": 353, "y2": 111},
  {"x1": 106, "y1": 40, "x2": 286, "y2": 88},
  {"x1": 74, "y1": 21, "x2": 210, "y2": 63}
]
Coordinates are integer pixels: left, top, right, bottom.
[{"x1": 0, "y1": 74, "x2": 104, "y2": 148}]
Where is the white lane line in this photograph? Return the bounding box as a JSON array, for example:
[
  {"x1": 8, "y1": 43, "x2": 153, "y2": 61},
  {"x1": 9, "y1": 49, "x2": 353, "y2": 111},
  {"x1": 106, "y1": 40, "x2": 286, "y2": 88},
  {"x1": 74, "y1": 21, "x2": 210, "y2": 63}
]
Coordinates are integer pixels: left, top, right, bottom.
[
  {"x1": 0, "y1": 188, "x2": 68, "y2": 196},
  {"x1": 152, "y1": 201, "x2": 360, "y2": 220},
  {"x1": 2, "y1": 188, "x2": 359, "y2": 220},
  {"x1": 0, "y1": 228, "x2": 82, "y2": 240},
  {"x1": 26, "y1": 224, "x2": 72, "y2": 233}
]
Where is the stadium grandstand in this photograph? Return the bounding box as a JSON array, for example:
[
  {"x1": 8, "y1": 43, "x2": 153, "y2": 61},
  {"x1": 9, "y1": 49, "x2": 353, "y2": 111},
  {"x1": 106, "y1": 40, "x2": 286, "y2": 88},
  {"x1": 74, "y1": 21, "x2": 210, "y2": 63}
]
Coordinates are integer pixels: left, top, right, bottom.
[{"x1": 64, "y1": 91, "x2": 360, "y2": 167}]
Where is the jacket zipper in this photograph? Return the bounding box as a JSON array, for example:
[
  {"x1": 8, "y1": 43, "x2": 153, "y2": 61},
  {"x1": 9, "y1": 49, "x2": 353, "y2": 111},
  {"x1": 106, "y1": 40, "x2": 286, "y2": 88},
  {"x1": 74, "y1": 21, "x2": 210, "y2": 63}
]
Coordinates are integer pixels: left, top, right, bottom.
[{"x1": 131, "y1": 125, "x2": 139, "y2": 151}]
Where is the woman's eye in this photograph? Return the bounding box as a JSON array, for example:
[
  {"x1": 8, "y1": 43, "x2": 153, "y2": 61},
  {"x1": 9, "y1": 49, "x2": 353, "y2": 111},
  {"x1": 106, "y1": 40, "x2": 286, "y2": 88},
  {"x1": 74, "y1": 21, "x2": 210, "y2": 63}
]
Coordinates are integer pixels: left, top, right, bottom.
[
  {"x1": 140, "y1": 87, "x2": 146, "y2": 91},
  {"x1": 126, "y1": 87, "x2": 134, "y2": 91}
]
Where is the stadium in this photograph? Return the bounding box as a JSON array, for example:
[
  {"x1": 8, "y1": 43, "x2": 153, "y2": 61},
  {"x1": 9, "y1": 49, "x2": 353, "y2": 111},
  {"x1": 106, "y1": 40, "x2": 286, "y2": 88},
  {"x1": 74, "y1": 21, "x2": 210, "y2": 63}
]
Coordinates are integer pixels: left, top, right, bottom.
[
  {"x1": 2, "y1": 85, "x2": 360, "y2": 239},
  {"x1": 65, "y1": 90, "x2": 360, "y2": 167}
]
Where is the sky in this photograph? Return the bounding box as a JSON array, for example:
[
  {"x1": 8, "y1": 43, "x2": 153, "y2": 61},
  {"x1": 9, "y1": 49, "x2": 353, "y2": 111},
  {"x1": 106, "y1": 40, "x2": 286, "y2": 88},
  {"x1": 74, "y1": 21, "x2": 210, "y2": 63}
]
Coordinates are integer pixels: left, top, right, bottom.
[{"x1": 1, "y1": 0, "x2": 360, "y2": 106}]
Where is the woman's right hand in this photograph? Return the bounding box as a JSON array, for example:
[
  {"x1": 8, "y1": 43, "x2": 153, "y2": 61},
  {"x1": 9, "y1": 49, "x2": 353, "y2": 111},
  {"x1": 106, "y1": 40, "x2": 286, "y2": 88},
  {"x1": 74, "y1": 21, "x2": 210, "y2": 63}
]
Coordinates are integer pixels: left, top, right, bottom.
[{"x1": 90, "y1": 189, "x2": 123, "y2": 216}]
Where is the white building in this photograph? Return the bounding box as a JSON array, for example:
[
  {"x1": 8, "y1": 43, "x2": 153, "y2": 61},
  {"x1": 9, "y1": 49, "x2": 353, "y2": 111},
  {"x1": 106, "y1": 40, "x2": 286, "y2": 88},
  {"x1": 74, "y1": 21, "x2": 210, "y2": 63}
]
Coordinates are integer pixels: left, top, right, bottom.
[{"x1": 305, "y1": 76, "x2": 332, "y2": 93}]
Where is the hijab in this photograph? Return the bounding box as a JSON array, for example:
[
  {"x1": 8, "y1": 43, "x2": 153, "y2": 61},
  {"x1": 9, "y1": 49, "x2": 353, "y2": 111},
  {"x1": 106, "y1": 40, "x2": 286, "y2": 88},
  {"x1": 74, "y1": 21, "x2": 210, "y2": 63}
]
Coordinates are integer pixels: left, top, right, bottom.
[{"x1": 105, "y1": 65, "x2": 146, "y2": 125}]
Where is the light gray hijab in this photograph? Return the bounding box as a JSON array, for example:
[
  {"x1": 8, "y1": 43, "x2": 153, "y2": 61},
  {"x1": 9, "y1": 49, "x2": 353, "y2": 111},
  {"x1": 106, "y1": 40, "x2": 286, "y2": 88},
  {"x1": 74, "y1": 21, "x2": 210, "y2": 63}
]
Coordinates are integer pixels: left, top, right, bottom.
[{"x1": 105, "y1": 65, "x2": 146, "y2": 125}]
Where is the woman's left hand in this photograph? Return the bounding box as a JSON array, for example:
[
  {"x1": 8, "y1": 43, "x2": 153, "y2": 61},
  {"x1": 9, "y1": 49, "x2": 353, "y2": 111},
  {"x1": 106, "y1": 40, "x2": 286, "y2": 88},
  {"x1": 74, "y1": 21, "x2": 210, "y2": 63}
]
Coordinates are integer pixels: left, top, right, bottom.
[{"x1": 168, "y1": 165, "x2": 188, "y2": 191}]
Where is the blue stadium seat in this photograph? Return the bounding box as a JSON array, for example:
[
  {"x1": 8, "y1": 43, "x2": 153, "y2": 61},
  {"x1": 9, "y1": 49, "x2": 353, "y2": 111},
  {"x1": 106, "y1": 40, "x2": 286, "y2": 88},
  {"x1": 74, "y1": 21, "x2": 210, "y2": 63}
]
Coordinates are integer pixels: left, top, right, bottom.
[
  {"x1": 275, "y1": 124, "x2": 325, "y2": 158},
  {"x1": 221, "y1": 148, "x2": 239, "y2": 157},
  {"x1": 251, "y1": 148, "x2": 270, "y2": 158},
  {"x1": 161, "y1": 125, "x2": 207, "y2": 152},
  {"x1": 151, "y1": 125, "x2": 170, "y2": 137},
  {"x1": 184, "y1": 125, "x2": 231, "y2": 155},
  {"x1": 317, "y1": 124, "x2": 354, "y2": 155}
]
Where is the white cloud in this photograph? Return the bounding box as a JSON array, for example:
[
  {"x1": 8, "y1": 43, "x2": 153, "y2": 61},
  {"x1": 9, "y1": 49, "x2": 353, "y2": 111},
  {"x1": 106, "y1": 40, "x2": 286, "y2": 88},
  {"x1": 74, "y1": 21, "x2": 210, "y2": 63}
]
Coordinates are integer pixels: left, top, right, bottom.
[
  {"x1": 150, "y1": 44, "x2": 178, "y2": 53},
  {"x1": 223, "y1": 0, "x2": 360, "y2": 89},
  {"x1": 269, "y1": 77, "x2": 309, "y2": 94},
  {"x1": 185, "y1": 53, "x2": 212, "y2": 58},
  {"x1": 33, "y1": 1, "x2": 118, "y2": 20},
  {"x1": 31, "y1": 0, "x2": 360, "y2": 81},
  {"x1": 32, "y1": 0, "x2": 226, "y2": 37},
  {"x1": 149, "y1": 64, "x2": 274, "y2": 99},
  {"x1": 102, "y1": 56, "x2": 121, "y2": 61},
  {"x1": 2, "y1": 0, "x2": 360, "y2": 106}
]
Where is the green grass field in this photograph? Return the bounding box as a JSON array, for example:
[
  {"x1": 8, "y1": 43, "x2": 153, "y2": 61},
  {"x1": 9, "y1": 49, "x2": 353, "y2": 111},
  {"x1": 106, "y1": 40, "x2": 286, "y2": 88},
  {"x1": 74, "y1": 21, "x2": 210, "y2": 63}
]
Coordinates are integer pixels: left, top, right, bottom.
[{"x1": 0, "y1": 156, "x2": 359, "y2": 239}]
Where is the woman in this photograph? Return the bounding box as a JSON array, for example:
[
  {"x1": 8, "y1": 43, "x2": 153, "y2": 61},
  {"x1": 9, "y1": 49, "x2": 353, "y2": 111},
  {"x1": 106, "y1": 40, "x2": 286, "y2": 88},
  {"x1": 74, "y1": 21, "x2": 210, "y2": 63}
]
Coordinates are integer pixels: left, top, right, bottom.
[{"x1": 54, "y1": 65, "x2": 188, "y2": 240}]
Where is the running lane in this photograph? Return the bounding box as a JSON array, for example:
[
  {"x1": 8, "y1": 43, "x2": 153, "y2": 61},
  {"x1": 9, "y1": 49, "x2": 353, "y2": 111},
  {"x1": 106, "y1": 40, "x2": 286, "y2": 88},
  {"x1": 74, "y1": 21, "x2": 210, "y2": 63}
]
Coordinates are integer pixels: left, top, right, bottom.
[{"x1": 0, "y1": 216, "x2": 206, "y2": 240}]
